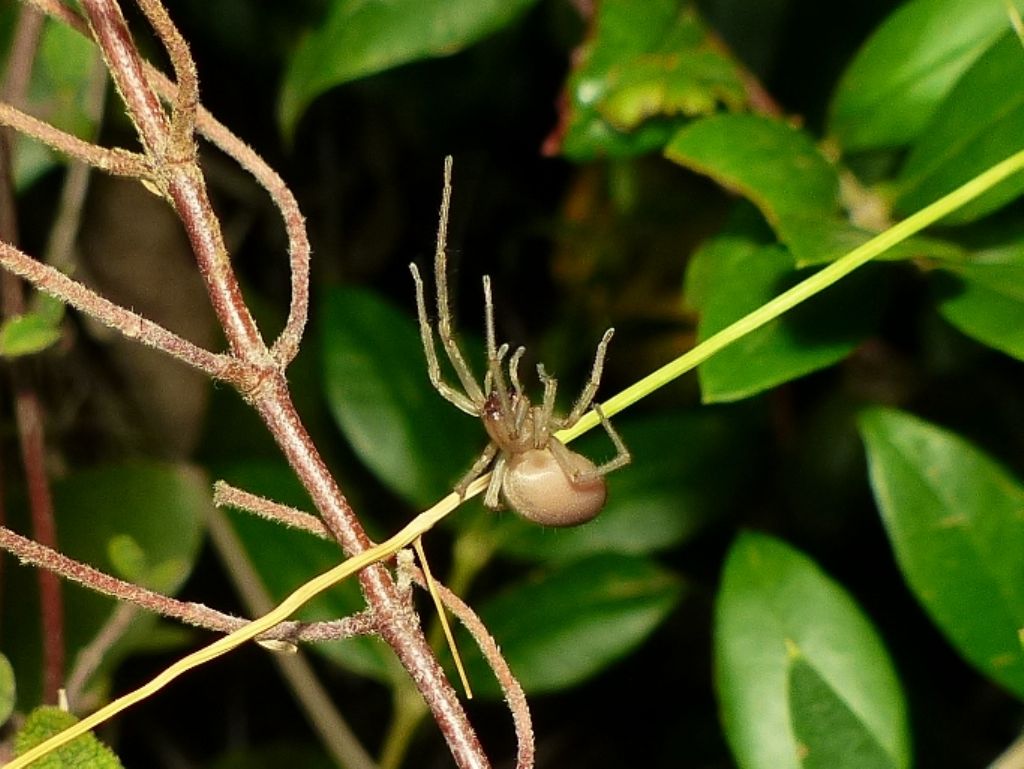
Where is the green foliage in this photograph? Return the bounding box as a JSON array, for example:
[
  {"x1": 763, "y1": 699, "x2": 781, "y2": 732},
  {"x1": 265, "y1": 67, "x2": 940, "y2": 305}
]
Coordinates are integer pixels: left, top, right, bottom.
[
  {"x1": 684, "y1": 222, "x2": 882, "y2": 402},
  {"x1": 0, "y1": 652, "x2": 14, "y2": 726},
  {"x1": 2, "y1": 462, "x2": 208, "y2": 706},
  {"x1": 556, "y1": 0, "x2": 747, "y2": 159},
  {"x1": 462, "y1": 553, "x2": 683, "y2": 698},
  {"x1": 279, "y1": 0, "x2": 540, "y2": 135},
  {"x1": 715, "y1": 533, "x2": 909, "y2": 769},
  {"x1": 895, "y1": 33, "x2": 1024, "y2": 223},
  {"x1": 860, "y1": 408, "x2": 1024, "y2": 697},
  {"x1": 0, "y1": 311, "x2": 62, "y2": 357},
  {"x1": 932, "y1": 237, "x2": 1024, "y2": 361},
  {"x1": 14, "y1": 706, "x2": 124, "y2": 769},
  {"x1": 16, "y1": 20, "x2": 98, "y2": 188},
  {"x1": 320, "y1": 285, "x2": 480, "y2": 507},
  {"x1": 828, "y1": 0, "x2": 1024, "y2": 151}
]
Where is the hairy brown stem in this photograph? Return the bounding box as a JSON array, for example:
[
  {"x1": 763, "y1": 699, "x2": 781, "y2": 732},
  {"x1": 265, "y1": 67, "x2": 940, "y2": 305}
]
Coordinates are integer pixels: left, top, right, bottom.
[
  {"x1": 0, "y1": 239, "x2": 239, "y2": 379},
  {"x1": 0, "y1": 524, "x2": 375, "y2": 643},
  {"x1": 75, "y1": 1, "x2": 489, "y2": 764}
]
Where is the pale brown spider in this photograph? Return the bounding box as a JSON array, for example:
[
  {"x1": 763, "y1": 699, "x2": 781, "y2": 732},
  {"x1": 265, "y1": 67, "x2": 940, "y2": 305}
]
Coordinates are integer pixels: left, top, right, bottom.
[{"x1": 409, "y1": 157, "x2": 630, "y2": 527}]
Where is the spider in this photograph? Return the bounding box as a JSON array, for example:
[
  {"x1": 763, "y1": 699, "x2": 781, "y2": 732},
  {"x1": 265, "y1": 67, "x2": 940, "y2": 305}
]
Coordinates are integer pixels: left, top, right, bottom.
[{"x1": 409, "y1": 157, "x2": 630, "y2": 527}]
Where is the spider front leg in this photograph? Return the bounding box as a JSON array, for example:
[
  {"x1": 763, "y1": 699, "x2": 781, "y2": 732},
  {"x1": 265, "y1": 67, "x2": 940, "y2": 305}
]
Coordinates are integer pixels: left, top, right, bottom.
[
  {"x1": 455, "y1": 441, "x2": 499, "y2": 498},
  {"x1": 565, "y1": 328, "x2": 615, "y2": 426},
  {"x1": 410, "y1": 263, "x2": 479, "y2": 415},
  {"x1": 483, "y1": 453, "x2": 508, "y2": 509}
]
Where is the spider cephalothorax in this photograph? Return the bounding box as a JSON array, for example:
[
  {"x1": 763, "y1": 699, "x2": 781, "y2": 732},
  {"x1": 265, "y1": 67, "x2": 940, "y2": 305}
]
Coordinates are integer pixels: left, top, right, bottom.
[{"x1": 409, "y1": 157, "x2": 630, "y2": 527}]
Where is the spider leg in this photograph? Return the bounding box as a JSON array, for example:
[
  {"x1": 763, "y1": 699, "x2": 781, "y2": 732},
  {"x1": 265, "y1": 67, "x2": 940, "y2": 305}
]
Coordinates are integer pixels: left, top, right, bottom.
[
  {"x1": 484, "y1": 343, "x2": 510, "y2": 396},
  {"x1": 433, "y1": 156, "x2": 486, "y2": 405},
  {"x1": 508, "y1": 345, "x2": 526, "y2": 394},
  {"x1": 483, "y1": 453, "x2": 508, "y2": 509},
  {"x1": 535, "y1": 363, "x2": 559, "y2": 447},
  {"x1": 455, "y1": 441, "x2": 499, "y2": 497},
  {"x1": 410, "y1": 263, "x2": 479, "y2": 415},
  {"x1": 483, "y1": 275, "x2": 512, "y2": 414},
  {"x1": 592, "y1": 403, "x2": 631, "y2": 475},
  {"x1": 565, "y1": 328, "x2": 615, "y2": 426}
]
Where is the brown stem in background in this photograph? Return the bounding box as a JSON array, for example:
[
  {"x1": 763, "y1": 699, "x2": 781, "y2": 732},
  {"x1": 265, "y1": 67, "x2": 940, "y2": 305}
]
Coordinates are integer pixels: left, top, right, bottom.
[
  {"x1": 0, "y1": 3, "x2": 64, "y2": 705},
  {"x1": 213, "y1": 480, "x2": 332, "y2": 539},
  {"x1": 0, "y1": 524, "x2": 375, "y2": 644}
]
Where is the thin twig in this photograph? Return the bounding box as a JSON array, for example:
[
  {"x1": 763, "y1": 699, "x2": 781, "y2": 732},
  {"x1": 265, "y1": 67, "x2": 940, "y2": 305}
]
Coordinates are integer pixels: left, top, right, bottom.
[
  {"x1": 24, "y1": 0, "x2": 310, "y2": 367},
  {"x1": 42, "y1": 50, "x2": 109, "y2": 269},
  {"x1": 213, "y1": 480, "x2": 331, "y2": 539},
  {"x1": 405, "y1": 565, "x2": 534, "y2": 769},
  {"x1": 0, "y1": 239, "x2": 240, "y2": 380},
  {"x1": 0, "y1": 102, "x2": 149, "y2": 177},
  {"x1": 207, "y1": 507, "x2": 379, "y2": 769},
  {"x1": 65, "y1": 602, "x2": 140, "y2": 710},
  {"x1": 0, "y1": 524, "x2": 374, "y2": 643}
]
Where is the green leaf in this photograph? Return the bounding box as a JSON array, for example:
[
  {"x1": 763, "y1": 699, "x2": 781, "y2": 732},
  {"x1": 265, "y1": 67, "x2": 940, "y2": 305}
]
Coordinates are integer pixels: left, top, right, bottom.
[
  {"x1": 0, "y1": 312, "x2": 62, "y2": 357},
  {"x1": 895, "y1": 33, "x2": 1024, "y2": 223},
  {"x1": 16, "y1": 20, "x2": 99, "y2": 189},
  {"x1": 665, "y1": 114, "x2": 860, "y2": 266},
  {"x1": 859, "y1": 408, "x2": 1024, "y2": 697},
  {"x1": 2, "y1": 462, "x2": 208, "y2": 706},
  {"x1": 715, "y1": 533, "x2": 909, "y2": 769},
  {"x1": 14, "y1": 706, "x2": 124, "y2": 768},
  {"x1": 462, "y1": 553, "x2": 682, "y2": 698},
  {"x1": 932, "y1": 238, "x2": 1024, "y2": 360},
  {"x1": 684, "y1": 229, "x2": 881, "y2": 402},
  {"x1": 279, "y1": 0, "x2": 539, "y2": 135},
  {"x1": 217, "y1": 461, "x2": 405, "y2": 686},
  {"x1": 495, "y1": 409, "x2": 759, "y2": 561},
  {"x1": 320, "y1": 285, "x2": 481, "y2": 507},
  {"x1": 556, "y1": 0, "x2": 746, "y2": 159},
  {"x1": 0, "y1": 652, "x2": 14, "y2": 726},
  {"x1": 789, "y1": 658, "x2": 900, "y2": 769},
  {"x1": 828, "y1": 0, "x2": 1024, "y2": 151}
]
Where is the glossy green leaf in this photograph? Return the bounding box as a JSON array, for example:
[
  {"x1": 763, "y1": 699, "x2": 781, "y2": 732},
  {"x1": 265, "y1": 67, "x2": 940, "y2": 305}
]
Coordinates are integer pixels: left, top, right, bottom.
[
  {"x1": 462, "y1": 553, "x2": 682, "y2": 698},
  {"x1": 665, "y1": 114, "x2": 853, "y2": 265},
  {"x1": 895, "y1": 33, "x2": 1024, "y2": 224},
  {"x1": 715, "y1": 533, "x2": 909, "y2": 769},
  {"x1": 859, "y1": 408, "x2": 1024, "y2": 697},
  {"x1": 16, "y1": 20, "x2": 98, "y2": 189},
  {"x1": 217, "y1": 461, "x2": 405, "y2": 686},
  {"x1": 0, "y1": 312, "x2": 62, "y2": 357},
  {"x1": 685, "y1": 232, "x2": 881, "y2": 402},
  {"x1": 14, "y1": 706, "x2": 124, "y2": 768},
  {"x1": 279, "y1": 0, "x2": 538, "y2": 135},
  {"x1": 2, "y1": 462, "x2": 208, "y2": 707},
  {"x1": 556, "y1": 0, "x2": 746, "y2": 159},
  {"x1": 321, "y1": 285, "x2": 481, "y2": 507},
  {"x1": 495, "y1": 409, "x2": 759, "y2": 561},
  {"x1": 829, "y1": 0, "x2": 1024, "y2": 151},
  {"x1": 0, "y1": 652, "x2": 14, "y2": 726},
  {"x1": 789, "y1": 658, "x2": 899, "y2": 769},
  {"x1": 933, "y1": 238, "x2": 1024, "y2": 360}
]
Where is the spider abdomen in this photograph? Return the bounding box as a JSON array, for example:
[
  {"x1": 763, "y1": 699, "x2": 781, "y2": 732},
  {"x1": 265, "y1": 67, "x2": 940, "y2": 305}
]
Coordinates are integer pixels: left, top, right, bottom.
[{"x1": 502, "y1": 447, "x2": 606, "y2": 527}]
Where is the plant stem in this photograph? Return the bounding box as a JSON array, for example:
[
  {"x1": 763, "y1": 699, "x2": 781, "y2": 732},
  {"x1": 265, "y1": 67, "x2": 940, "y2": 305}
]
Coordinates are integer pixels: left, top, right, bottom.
[{"x1": 0, "y1": 3, "x2": 64, "y2": 705}]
